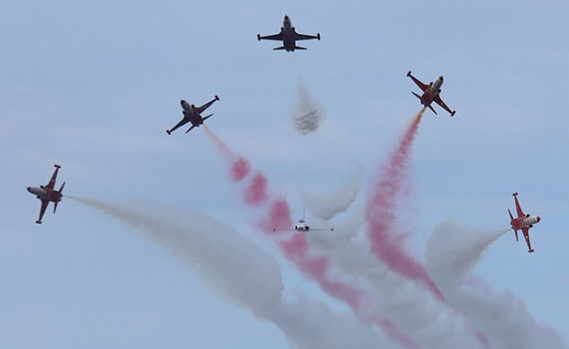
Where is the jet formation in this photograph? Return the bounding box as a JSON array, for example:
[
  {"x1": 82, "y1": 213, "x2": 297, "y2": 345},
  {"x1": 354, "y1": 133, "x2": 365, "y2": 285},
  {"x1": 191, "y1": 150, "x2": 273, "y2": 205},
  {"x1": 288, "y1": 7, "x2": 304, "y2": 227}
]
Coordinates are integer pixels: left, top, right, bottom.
[
  {"x1": 27, "y1": 164, "x2": 65, "y2": 224},
  {"x1": 26, "y1": 15, "x2": 547, "y2": 256}
]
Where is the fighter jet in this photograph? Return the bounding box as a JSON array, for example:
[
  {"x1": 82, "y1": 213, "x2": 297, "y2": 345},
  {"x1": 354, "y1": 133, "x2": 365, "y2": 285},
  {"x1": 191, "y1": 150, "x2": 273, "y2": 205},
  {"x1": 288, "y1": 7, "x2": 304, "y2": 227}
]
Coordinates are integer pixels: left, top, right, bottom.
[
  {"x1": 273, "y1": 209, "x2": 334, "y2": 232},
  {"x1": 407, "y1": 71, "x2": 456, "y2": 116},
  {"x1": 166, "y1": 95, "x2": 219, "y2": 135},
  {"x1": 508, "y1": 192, "x2": 541, "y2": 253},
  {"x1": 26, "y1": 164, "x2": 65, "y2": 224},
  {"x1": 257, "y1": 15, "x2": 320, "y2": 52}
]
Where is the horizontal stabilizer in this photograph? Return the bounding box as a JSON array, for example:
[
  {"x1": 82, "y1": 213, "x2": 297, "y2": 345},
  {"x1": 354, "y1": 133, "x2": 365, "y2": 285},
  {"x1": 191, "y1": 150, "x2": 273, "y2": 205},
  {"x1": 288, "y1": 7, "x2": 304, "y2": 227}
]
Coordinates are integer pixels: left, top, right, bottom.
[
  {"x1": 203, "y1": 114, "x2": 213, "y2": 122},
  {"x1": 295, "y1": 46, "x2": 307, "y2": 50},
  {"x1": 411, "y1": 91, "x2": 421, "y2": 100},
  {"x1": 53, "y1": 202, "x2": 59, "y2": 214},
  {"x1": 428, "y1": 105, "x2": 438, "y2": 115},
  {"x1": 59, "y1": 181, "x2": 65, "y2": 194},
  {"x1": 185, "y1": 125, "x2": 196, "y2": 134},
  {"x1": 273, "y1": 46, "x2": 286, "y2": 50}
]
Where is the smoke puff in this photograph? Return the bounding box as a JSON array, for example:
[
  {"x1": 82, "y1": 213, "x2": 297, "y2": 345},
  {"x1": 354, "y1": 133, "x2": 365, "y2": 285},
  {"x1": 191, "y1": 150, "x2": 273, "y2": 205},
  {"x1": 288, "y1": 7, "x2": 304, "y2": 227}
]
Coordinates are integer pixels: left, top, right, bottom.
[
  {"x1": 292, "y1": 82, "x2": 325, "y2": 135},
  {"x1": 299, "y1": 163, "x2": 365, "y2": 220},
  {"x1": 267, "y1": 292, "x2": 394, "y2": 349}
]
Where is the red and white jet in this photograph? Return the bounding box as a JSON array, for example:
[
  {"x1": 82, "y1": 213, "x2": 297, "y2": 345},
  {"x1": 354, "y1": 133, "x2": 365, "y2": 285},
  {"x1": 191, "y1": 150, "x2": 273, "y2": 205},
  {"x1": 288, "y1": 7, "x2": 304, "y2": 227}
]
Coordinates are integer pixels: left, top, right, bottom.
[
  {"x1": 407, "y1": 71, "x2": 456, "y2": 116},
  {"x1": 508, "y1": 192, "x2": 541, "y2": 253},
  {"x1": 27, "y1": 164, "x2": 65, "y2": 224},
  {"x1": 273, "y1": 209, "x2": 334, "y2": 232}
]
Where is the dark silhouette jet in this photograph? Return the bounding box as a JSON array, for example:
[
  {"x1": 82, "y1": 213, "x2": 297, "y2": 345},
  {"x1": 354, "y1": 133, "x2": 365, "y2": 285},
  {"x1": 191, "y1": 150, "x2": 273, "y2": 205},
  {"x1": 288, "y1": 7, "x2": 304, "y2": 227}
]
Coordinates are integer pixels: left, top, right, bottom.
[
  {"x1": 257, "y1": 15, "x2": 320, "y2": 52},
  {"x1": 166, "y1": 95, "x2": 219, "y2": 135}
]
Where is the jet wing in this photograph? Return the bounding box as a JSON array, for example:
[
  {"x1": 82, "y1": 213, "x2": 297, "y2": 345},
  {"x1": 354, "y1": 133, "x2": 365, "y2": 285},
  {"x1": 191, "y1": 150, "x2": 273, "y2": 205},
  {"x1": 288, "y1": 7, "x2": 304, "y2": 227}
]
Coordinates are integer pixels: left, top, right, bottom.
[
  {"x1": 513, "y1": 194, "x2": 525, "y2": 218},
  {"x1": 407, "y1": 73, "x2": 429, "y2": 92},
  {"x1": 167, "y1": 118, "x2": 189, "y2": 134},
  {"x1": 195, "y1": 96, "x2": 219, "y2": 114},
  {"x1": 258, "y1": 29, "x2": 285, "y2": 41},
  {"x1": 433, "y1": 95, "x2": 455, "y2": 116},
  {"x1": 37, "y1": 199, "x2": 49, "y2": 223},
  {"x1": 522, "y1": 227, "x2": 534, "y2": 253},
  {"x1": 45, "y1": 166, "x2": 60, "y2": 190},
  {"x1": 293, "y1": 30, "x2": 320, "y2": 41}
]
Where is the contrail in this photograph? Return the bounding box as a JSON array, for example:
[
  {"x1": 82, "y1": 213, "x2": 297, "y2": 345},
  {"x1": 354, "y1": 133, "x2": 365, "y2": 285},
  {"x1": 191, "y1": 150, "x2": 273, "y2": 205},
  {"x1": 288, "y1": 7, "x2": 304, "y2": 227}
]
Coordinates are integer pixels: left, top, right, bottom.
[
  {"x1": 426, "y1": 223, "x2": 568, "y2": 349},
  {"x1": 204, "y1": 129, "x2": 420, "y2": 349},
  {"x1": 366, "y1": 108, "x2": 443, "y2": 300},
  {"x1": 67, "y1": 195, "x2": 396, "y2": 349}
]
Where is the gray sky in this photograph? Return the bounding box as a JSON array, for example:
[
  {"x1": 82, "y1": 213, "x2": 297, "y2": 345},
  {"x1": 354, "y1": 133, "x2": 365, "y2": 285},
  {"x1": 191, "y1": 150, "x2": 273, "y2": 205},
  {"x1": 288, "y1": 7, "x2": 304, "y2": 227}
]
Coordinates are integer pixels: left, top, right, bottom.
[{"x1": 1, "y1": 1, "x2": 568, "y2": 348}]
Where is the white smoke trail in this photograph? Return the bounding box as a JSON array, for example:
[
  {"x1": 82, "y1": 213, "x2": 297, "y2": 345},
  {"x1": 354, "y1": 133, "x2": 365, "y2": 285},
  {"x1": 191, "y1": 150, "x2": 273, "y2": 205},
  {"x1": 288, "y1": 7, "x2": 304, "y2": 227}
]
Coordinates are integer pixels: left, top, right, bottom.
[
  {"x1": 306, "y1": 214, "x2": 486, "y2": 349},
  {"x1": 426, "y1": 222, "x2": 567, "y2": 349},
  {"x1": 291, "y1": 82, "x2": 325, "y2": 135},
  {"x1": 68, "y1": 196, "x2": 395, "y2": 349},
  {"x1": 299, "y1": 163, "x2": 365, "y2": 221}
]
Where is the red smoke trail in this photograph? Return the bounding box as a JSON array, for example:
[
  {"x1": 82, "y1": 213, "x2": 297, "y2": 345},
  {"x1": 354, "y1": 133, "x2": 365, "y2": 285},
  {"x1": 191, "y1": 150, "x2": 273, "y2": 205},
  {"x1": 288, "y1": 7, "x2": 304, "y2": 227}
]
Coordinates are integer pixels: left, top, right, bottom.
[
  {"x1": 366, "y1": 108, "x2": 444, "y2": 301},
  {"x1": 205, "y1": 128, "x2": 420, "y2": 349},
  {"x1": 204, "y1": 126, "x2": 251, "y2": 182}
]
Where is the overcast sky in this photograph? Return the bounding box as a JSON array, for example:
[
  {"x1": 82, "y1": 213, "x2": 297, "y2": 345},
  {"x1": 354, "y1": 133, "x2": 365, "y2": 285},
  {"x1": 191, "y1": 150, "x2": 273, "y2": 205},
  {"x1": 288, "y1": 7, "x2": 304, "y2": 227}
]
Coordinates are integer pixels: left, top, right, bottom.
[{"x1": 1, "y1": 1, "x2": 568, "y2": 348}]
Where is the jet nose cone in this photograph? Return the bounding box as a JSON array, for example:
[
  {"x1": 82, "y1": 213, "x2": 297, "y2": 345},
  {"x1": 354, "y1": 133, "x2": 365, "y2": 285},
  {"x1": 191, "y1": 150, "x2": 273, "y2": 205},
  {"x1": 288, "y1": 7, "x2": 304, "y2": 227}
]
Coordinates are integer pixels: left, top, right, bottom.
[
  {"x1": 26, "y1": 186, "x2": 31, "y2": 192},
  {"x1": 537, "y1": 216, "x2": 541, "y2": 222},
  {"x1": 439, "y1": 76, "x2": 444, "y2": 81}
]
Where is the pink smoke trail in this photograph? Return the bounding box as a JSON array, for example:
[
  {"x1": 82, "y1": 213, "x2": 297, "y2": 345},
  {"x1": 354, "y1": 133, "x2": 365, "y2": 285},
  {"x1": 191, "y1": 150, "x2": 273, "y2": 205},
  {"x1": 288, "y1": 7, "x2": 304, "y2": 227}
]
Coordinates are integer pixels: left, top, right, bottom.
[
  {"x1": 366, "y1": 108, "x2": 444, "y2": 301},
  {"x1": 205, "y1": 128, "x2": 420, "y2": 349},
  {"x1": 204, "y1": 125, "x2": 251, "y2": 182}
]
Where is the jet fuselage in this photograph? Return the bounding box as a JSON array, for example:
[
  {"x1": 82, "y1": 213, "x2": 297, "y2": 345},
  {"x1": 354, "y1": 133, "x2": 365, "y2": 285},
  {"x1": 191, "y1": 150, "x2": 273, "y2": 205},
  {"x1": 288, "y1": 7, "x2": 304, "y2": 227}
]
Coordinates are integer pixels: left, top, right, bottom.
[
  {"x1": 27, "y1": 186, "x2": 62, "y2": 203},
  {"x1": 420, "y1": 76, "x2": 444, "y2": 107},
  {"x1": 181, "y1": 100, "x2": 205, "y2": 127}
]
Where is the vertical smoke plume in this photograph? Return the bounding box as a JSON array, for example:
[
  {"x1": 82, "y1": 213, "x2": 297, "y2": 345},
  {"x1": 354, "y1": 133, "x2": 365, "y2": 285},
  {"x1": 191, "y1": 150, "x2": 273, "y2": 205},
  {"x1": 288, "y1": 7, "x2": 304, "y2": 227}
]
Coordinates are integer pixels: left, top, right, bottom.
[
  {"x1": 204, "y1": 129, "x2": 419, "y2": 349},
  {"x1": 292, "y1": 82, "x2": 325, "y2": 135},
  {"x1": 366, "y1": 108, "x2": 443, "y2": 300},
  {"x1": 67, "y1": 195, "x2": 395, "y2": 349},
  {"x1": 426, "y1": 223, "x2": 567, "y2": 349}
]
